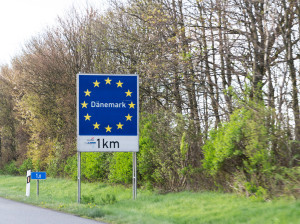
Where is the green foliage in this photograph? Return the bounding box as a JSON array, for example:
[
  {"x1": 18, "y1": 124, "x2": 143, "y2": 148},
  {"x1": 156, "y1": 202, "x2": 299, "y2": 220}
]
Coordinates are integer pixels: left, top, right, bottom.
[
  {"x1": 64, "y1": 154, "x2": 77, "y2": 180},
  {"x1": 137, "y1": 111, "x2": 199, "y2": 190},
  {"x1": 202, "y1": 108, "x2": 249, "y2": 174},
  {"x1": 18, "y1": 158, "x2": 33, "y2": 175},
  {"x1": 82, "y1": 152, "x2": 112, "y2": 181},
  {"x1": 109, "y1": 152, "x2": 132, "y2": 184},
  {"x1": 180, "y1": 132, "x2": 189, "y2": 161},
  {"x1": 202, "y1": 102, "x2": 291, "y2": 197},
  {"x1": 244, "y1": 182, "x2": 268, "y2": 201},
  {"x1": 64, "y1": 152, "x2": 112, "y2": 182},
  {"x1": 81, "y1": 194, "x2": 95, "y2": 204},
  {"x1": 0, "y1": 175, "x2": 299, "y2": 224},
  {"x1": 2, "y1": 161, "x2": 19, "y2": 175},
  {"x1": 138, "y1": 113, "x2": 158, "y2": 189},
  {"x1": 46, "y1": 158, "x2": 61, "y2": 177},
  {"x1": 0, "y1": 2, "x2": 298, "y2": 198},
  {"x1": 273, "y1": 166, "x2": 300, "y2": 199},
  {"x1": 85, "y1": 208, "x2": 104, "y2": 218},
  {"x1": 100, "y1": 193, "x2": 117, "y2": 205},
  {"x1": 0, "y1": 83, "x2": 16, "y2": 165},
  {"x1": 44, "y1": 110, "x2": 199, "y2": 191}
]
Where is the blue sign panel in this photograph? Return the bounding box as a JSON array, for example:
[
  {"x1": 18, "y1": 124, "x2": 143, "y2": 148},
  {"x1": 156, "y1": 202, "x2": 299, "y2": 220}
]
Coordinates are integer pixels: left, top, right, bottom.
[
  {"x1": 31, "y1": 172, "x2": 46, "y2": 180},
  {"x1": 77, "y1": 74, "x2": 139, "y2": 152}
]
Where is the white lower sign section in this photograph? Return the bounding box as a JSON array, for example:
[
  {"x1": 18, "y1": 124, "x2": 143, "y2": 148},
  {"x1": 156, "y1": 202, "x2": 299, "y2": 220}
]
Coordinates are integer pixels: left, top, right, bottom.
[{"x1": 77, "y1": 136, "x2": 139, "y2": 152}]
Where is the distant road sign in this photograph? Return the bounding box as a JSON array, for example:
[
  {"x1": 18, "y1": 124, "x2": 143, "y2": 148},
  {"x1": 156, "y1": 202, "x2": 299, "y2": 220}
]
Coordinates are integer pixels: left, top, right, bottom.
[
  {"x1": 31, "y1": 172, "x2": 46, "y2": 180},
  {"x1": 77, "y1": 74, "x2": 139, "y2": 152}
]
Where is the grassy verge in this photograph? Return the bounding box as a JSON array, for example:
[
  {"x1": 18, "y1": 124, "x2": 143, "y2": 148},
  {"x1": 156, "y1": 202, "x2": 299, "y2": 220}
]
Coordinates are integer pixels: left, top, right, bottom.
[{"x1": 0, "y1": 175, "x2": 299, "y2": 224}]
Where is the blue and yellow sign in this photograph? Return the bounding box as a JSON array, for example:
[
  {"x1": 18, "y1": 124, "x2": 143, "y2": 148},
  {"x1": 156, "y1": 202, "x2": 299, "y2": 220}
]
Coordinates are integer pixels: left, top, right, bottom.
[{"x1": 77, "y1": 74, "x2": 139, "y2": 152}]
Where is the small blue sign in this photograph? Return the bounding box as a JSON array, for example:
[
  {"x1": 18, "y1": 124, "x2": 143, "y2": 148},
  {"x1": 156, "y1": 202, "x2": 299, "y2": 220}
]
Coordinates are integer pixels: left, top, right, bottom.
[{"x1": 31, "y1": 172, "x2": 46, "y2": 180}]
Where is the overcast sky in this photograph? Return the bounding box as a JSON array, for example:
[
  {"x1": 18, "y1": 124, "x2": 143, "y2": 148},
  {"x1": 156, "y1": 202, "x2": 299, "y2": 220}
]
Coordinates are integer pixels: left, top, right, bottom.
[{"x1": 0, "y1": 0, "x2": 107, "y2": 65}]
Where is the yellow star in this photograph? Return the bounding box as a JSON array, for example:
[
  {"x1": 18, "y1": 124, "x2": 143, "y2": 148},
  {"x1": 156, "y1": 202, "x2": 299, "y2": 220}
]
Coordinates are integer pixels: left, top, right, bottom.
[
  {"x1": 93, "y1": 122, "x2": 100, "y2": 129},
  {"x1": 128, "y1": 102, "x2": 135, "y2": 109},
  {"x1": 81, "y1": 101, "x2": 88, "y2": 108},
  {"x1": 125, "y1": 89, "x2": 132, "y2": 97},
  {"x1": 84, "y1": 89, "x2": 91, "y2": 96},
  {"x1": 116, "y1": 80, "x2": 123, "y2": 88},
  {"x1": 116, "y1": 122, "x2": 123, "y2": 129},
  {"x1": 125, "y1": 114, "x2": 132, "y2": 121},
  {"x1": 84, "y1": 113, "x2": 91, "y2": 121},
  {"x1": 105, "y1": 125, "x2": 112, "y2": 132},
  {"x1": 93, "y1": 80, "x2": 100, "y2": 87},
  {"x1": 105, "y1": 77, "x2": 112, "y2": 84}
]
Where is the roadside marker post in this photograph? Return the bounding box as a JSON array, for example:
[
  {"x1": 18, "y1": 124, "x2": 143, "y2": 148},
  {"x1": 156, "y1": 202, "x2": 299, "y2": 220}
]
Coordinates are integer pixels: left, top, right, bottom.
[
  {"x1": 77, "y1": 74, "x2": 139, "y2": 203},
  {"x1": 26, "y1": 170, "x2": 31, "y2": 197}
]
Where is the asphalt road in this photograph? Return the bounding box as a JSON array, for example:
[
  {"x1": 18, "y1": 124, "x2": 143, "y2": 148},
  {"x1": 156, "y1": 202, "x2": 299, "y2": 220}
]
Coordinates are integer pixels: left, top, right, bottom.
[{"x1": 0, "y1": 197, "x2": 106, "y2": 224}]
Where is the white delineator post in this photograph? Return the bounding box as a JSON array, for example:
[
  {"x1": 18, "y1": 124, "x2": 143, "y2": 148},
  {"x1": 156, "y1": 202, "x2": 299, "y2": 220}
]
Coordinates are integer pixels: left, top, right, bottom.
[{"x1": 26, "y1": 170, "x2": 31, "y2": 197}]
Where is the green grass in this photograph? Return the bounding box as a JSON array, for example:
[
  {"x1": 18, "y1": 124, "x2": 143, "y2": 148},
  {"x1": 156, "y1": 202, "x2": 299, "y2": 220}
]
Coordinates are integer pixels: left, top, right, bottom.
[{"x1": 0, "y1": 175, "x2": 299, "y2": 224}]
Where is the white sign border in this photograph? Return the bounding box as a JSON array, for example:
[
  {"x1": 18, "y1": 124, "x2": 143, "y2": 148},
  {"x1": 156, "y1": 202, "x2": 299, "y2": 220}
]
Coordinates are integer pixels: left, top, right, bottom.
[{"x1": 76, "y1": 73, "x2": 139, "y2": 152}]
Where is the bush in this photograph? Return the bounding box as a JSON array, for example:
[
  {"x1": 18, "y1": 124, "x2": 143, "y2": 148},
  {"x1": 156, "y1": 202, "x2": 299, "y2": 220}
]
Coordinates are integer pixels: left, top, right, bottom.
[
  {"x1": 202, "y1": 108, "x2": 248, "y2": 174},
  {"x1": 273, "y1": 166, "x2": 300, "y2": 199},
  {"x1": 138, "y1": 114, "x2": 158, "y2": 189},
  {"x1": 202, "y1": 102, "x2": 293, "y2": 197},
  {"x1": 3, "y1": 161, "x2": 19, "y2": 175},
  {"x1": 137, "y1": 111, "x2": 200, "y2": 191},
  {"x1": 46, "y1": 158, "x2": 60, "y2": 177},
  {"x1": 18, "y1": 158, "x2": 33, "y2": 175},
  {"x1": 64, "y1": 152, "x2": 113, "y2": 182},
  {"x1": 109, "y1": 152, "x2": 132, "y2": 184},
  {"x1": 82, "y1": 152, "x2": 111, "y2": 181},
  {"x1": 64, "y1": 154, "x2": 77, "y2": 180}
]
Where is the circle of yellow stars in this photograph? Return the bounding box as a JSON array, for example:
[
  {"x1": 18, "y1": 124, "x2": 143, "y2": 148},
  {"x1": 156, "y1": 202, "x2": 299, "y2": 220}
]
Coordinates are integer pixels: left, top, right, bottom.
[{"x1": 81, "y1": 77, "x2": 135, "y2": 132}]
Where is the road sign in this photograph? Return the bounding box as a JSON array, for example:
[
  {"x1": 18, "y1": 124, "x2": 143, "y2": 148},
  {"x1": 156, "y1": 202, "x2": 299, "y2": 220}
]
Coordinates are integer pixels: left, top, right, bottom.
[
  {"x1": 77, "y1": 74, "x2": 139, "y2": 152},
  {"x1": 31, "y1": 172, "x2": 46, "y2": 180}
]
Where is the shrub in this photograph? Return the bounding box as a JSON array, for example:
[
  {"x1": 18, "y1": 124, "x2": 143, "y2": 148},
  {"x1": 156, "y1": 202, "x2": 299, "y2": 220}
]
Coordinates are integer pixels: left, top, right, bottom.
[
  {"x1": 64, "y1": 154, "x2": 77, "y2": 180},
  {"x1": 202, "y1": 108, "x2": 249, "y2": 174},
  {"x1": 82, "y1": 152, "x2": 111, "y2": 181},
  {"x1": 3, "y1": 161, "x2": 19, "y2": 175},
  {"x1": 108, "y1": 152, "x2": 132, "y2": 184},
  {"x1": 64, "y1": 152, "x2": 113, "y2": 182},
  {"x1": 138, "y1": 113, "x2": 158, "y2": 189},
  {"x1": 202, "y1": 102, "x2": 292, "y2": 197},
  {"x1": 137, "y1": 111, "x2": 200, "y2": 191},
  {"x1": 18, "y1": 158, "x2": 33, "y2": 175}
]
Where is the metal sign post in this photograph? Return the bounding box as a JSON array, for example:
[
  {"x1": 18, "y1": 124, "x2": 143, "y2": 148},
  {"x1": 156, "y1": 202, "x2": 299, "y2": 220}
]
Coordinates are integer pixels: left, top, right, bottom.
[
  {"x1": 133, "y1": 152, "x2": 137, "y2": 199},
  {"x1": 37, "y1": 180, "x2": 39, "y2": 196},
  {"x1": 77, "y1": 152, "x2": 81, "y2": 203},
  {"x1": 77, "y1": 74, "x2": 139, "y2": 203}
]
